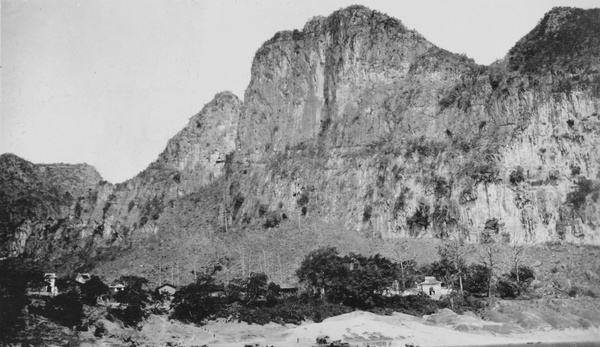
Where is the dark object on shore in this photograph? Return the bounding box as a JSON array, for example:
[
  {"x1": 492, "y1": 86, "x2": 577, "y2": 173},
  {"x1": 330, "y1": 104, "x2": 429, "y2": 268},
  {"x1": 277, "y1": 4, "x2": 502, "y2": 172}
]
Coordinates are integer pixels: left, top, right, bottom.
[
  {"x1": 405, "y1": 343, "x2": 419, "y2": 347},
  {"x1": 314, "y1": 335, "x2": 349, "y2": 347}
]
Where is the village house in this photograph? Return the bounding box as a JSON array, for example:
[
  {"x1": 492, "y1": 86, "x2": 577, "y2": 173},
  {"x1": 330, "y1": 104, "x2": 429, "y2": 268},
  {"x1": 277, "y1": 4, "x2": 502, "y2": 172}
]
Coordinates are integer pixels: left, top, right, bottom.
[
  {"x1": 156, "y1": 283, "x2": 177, "y2": 297},
  {"x1": 419, "y1": 276, "x2": 453, "y2": 300},
  {"x1": 27, "y1": 273, "x2": 58, "y2": 296},
  {"x1": 280, "y1": 286, "x2": 299, "y2": 296},
  {"x1": 109, "y1": 281, "x2": 125, "y2": 293},
  {"x1": 44, "y1": 273, "x2": 58, "y2": 296},
  {"x1": 75, "y1": 273, "x2": 91, "y2": 284}
]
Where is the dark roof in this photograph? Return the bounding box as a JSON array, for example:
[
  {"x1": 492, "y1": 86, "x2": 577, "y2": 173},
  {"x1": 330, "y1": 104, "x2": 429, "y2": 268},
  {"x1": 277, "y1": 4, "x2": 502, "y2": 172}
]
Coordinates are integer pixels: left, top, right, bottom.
[
  {"x1": 280, "y1": 287, "x2": 298, "y2": 293},
  {"x1": 157, "y1": 283, "x2": 177, "y2": 290}
]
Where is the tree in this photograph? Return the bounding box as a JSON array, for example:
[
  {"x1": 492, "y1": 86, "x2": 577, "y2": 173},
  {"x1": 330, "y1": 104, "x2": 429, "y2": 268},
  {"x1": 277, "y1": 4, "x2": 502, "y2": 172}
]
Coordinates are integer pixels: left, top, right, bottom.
[
  {"x1": 463, "y1": 264, "x2": 490, "y2": 296},
  {"x1": 80, "y1": 275, "x2": 109, "y2": 305},
  {"x1": 392, "y1": 240, "x2": 420, "y2": 290},
  {"x1": 0, "y1": 259, "x2": 44, "y2": 340},
  {"x1": 420, "y1": 260, "x2": 455, "y2": 289},
  {"x1": 170, "y1": 265, "x2": 223, "y2": 324},
  {"x1": 296, "y1": 247, "x2": 349, "y2": 301},
  {"x1": 342, "y1": 253, "x2": 398, "y2": 308},
  {"x1": 510, "y1": 265, "x2": 535, "y2": 285},
  {"x1": 115, "y1": 276, "x2": 149, "y2": 306},
  {"x1": 44, "y1": 291, "x2": 83, "y2": 327},
  {"x1": 245, "y1": 272, "x2": 268, "y2": 304},
  {"x1": 437, "y1": 238, "x2": 472, "y2": 294},
  {"x1": 503, "y1": 236, "x2": 529, "y2": 284},
  {"x1": 477, "y1": 219, "x2": 505, "y2": 297},
  {"x1": 112, "y1": 275, "x2": 150, "y2": 328},
  {"x1": 496, "y1": 275, "x2": 519, "y2": 299},
  {"x1": 508, "y1": 265, "x2": 535, "y2": 297},
  {"x1": 110, "y1": 304, "x2": 148, "y2": 328}
]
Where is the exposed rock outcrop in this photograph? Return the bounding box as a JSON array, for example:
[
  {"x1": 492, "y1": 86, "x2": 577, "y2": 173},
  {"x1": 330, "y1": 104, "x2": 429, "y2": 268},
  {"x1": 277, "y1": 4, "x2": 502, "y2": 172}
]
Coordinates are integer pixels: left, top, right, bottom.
[
  {"x1": 98, "y1": 91, "x2": 242, "y2": 236},
  {"x1": 228, "y1": 6, "x2": 600, "y2": 244}
]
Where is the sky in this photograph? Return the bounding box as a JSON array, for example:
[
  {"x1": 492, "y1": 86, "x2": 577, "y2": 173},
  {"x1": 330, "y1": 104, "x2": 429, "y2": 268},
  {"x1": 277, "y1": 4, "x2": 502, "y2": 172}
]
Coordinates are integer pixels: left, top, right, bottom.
[{"x1": 2, "y1": 0, "x2": 599, "y2": 183}]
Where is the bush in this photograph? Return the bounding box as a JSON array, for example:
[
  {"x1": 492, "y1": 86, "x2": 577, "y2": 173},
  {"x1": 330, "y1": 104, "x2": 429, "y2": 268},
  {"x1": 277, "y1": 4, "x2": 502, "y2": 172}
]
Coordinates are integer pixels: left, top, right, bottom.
[
  {"x1": 43, "y1": 292, "x2": 84, "y2": 327},
  {"x1": 568, "y1": 286, "x2": 580, "y2": 297},
  {"x1": 393, "y1": 189, "x2": 409, "y2": 216},
  {"x1": 567, "y1": 177, "x2": 599, "y2": 209},
  {"x1": 510, "y1": 266, "x2": 535, "y2": 285},
  {"x1": 469, "y1": 163, "x2": 499, "y2": 183},
  {"x1": 109, "y1": 303, "x2": 148, "y2": 328},
  {"x1": 439, "y1": 292, "x2": 487, "y2": 314},
  {"x1": 362, "y1": 205, "x2": 372, "y2": 222},
  {"x1": 407, "y1": 204, "x2": 430, "y2": 234},
  {"x1": 171, "y1": 273, "x2": 225, "y2": 324},
  {"x1": 380, "y1": 293, "x2": 442, "y2": 316},
  {"x1": 509, "y1": 167, "x2": 525, "y2": 185},
  {"x1": 496, "y1": 276, "x2": 519, "y2": 299},
  {"x1": 463, "y1": 264, "x2": 490, "y2": 296},
  {"x1": 80, "y1": 276, "x2": 109, "y2": 305}
]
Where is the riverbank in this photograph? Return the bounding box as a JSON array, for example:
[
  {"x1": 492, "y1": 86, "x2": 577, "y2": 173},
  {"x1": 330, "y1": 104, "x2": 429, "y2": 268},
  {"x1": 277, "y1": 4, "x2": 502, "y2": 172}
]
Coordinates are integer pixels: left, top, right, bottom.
[
  {"x1": 102, "y1": 310, "x2": 597, "y2": 347},
  {"x1": 37, "y1": 304, "x2": 599, "y2": 346}
]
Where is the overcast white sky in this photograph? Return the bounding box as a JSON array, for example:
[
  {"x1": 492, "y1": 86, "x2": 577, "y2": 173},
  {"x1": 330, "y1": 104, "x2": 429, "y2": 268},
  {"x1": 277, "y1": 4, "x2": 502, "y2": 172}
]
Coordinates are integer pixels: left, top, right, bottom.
[{"x1": 2, "y1": 0, "x2": 599, "y2": 183}]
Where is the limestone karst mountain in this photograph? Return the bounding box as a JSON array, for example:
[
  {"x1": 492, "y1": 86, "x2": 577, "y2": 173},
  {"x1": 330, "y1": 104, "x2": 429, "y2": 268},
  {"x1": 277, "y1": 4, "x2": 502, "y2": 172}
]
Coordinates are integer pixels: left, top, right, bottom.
[{"x1": 1, "y1": 6, "x2": 599, "y2": 281}]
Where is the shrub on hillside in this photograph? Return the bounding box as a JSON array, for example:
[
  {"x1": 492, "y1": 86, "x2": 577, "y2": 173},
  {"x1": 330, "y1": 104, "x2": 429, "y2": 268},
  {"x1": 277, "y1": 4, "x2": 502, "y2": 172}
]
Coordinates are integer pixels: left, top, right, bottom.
[
  {"x1": 510, "y1": 265, "x2": 535, "y2": 285},
  {"x1": 438, "y1": 292, "x2": 487, "y2": 314},
  {"x1": 463, "y1": 264, "x2": 490, "y2": 296},
  {"x1": 109, "y1": 304, "x2": 148, "y2": 328},
  {"x1": 43, "y1": 291, "x2": 84, "y2": 327},
  {"x1": 111, "y1": 276, "x2": 151, "y2": 328},
  {"x1": 496, "y1": 276, "x2": 520, "y2": 299},
  {"x1": 567, "y1": 177, "x2": 599, "y2": 209},
  {"x1": 509, "y1": 167, "x2": 525, "y2": 185},
  {"x1": 406, "y1": 204, "x2": 430, "y2": 236},
  {"x1": 80, "y1": 276, "x2": 109, "y2": 305}
]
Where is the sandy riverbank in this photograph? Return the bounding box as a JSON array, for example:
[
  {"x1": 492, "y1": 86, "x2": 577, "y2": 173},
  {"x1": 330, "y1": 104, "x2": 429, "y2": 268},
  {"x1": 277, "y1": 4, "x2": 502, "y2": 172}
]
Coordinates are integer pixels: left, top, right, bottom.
[
  {"x1": 199, "y1": 311, "x2": 600, "y2": 347},
  {"x1": 80, "y1": 310, "x2": 600, "y2": 346}
]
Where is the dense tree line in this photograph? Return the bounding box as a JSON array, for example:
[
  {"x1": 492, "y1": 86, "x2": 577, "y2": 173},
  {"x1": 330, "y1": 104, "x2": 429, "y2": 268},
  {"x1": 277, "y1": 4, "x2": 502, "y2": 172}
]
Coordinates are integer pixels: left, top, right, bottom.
[
  {"x1": 1, "y1": 239, "x2": 536, "y2": 340},
  {"x1": 169, "y1": 243, "x2": 536, "y2": 326}
]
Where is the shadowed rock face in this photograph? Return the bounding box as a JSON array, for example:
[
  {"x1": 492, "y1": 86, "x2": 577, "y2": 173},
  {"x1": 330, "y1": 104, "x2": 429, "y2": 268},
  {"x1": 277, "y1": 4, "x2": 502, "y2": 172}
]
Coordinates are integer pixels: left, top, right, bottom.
[
  {"x1": 1, "y1": 6, "x2": 599, "y2": 274},
  {"x1": 0, "y1": 153, "x2": 103, "y2": 258}
]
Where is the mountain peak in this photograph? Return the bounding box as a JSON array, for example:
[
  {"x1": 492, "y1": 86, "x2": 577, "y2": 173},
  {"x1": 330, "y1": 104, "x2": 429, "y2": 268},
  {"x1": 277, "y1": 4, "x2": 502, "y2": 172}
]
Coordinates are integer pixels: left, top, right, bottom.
[
  {"x1": 263, "y1": 5, "x2": 409, "y2": 48},
  {"x1": 305, "y1": 5, "x2": 407, "y2": 34},
  {"x1": 508, "y1": 7, "x2": 600, "y2": 73},
  {"x1": 213, "y1": 90, "x2": 241, "y2": 102}
]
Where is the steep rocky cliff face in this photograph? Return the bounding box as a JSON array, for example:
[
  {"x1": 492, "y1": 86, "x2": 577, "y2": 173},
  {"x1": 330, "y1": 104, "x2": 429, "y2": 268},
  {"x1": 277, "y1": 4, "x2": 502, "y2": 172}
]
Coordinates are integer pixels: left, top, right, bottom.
[
  {"x1": 97, "y1": 91, "x2": 241, "y2": 238},
  {"x1": 239, "y1": 6, "x2": 472, "y2": 157},
  {"x1": 0, "y1": 92, "x2": 241, "y2": 267},
  {"x1": 1, "y1": 6, "x2": 599, "y2": 277},
  {"x1": 228, "y1": 6, "x2": 600, "y2": 246}
]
